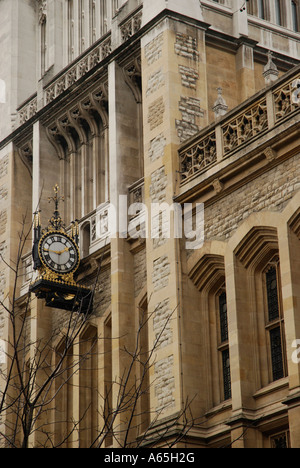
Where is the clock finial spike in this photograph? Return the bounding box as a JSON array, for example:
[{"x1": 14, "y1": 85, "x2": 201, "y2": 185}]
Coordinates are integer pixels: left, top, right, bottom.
[{"x1": 48, "y1": 184, "x2": 65, "y2": 231}]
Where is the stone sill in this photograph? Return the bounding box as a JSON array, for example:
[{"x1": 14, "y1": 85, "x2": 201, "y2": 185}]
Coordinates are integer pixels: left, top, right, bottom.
[{"x1": 253, "y1": 377, "x2": 289, "y2": 399}]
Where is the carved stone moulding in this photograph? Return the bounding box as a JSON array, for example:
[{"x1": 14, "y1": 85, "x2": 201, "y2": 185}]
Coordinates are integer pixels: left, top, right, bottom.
[{"x1": 45, "y1": 83, "x2": 109, "y2": 160}]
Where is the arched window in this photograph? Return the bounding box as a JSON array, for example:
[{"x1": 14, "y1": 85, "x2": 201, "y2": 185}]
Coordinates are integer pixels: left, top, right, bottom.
[
  {"x1": 234, "y1": 226, "x2": 287, "y2": 388},
  {"x1": 189, "y1": 254, "x2": 231, "y2": 406}
]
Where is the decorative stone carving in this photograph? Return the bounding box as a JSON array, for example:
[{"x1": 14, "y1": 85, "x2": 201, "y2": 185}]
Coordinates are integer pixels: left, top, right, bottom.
[
  {"x1": 212, "y1": 87, "x2": 228, "y2": 119},
  {"x1": 264, "y1": 147, "x2": 277, "y2": 162},
  {"x1": 38, "y1": 0, "x2": 47, "y2": 25},
  {"x1": 123, "y1": 57, "x2": 142, "y2": 103},
  {"x1": 179, "y1": 131, "x2": 217, "y2": 181},
  {"x1": 263, "y1": 51, "x2": 279, "y2": 86},
  {"x1": 222, "y1": 99, "x2": 268, "y2": 154}
]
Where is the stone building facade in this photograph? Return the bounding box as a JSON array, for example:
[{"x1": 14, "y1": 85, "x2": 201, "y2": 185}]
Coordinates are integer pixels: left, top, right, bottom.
[{"x1": 0, "y1": 0, "x2": 299, "y2": 448}]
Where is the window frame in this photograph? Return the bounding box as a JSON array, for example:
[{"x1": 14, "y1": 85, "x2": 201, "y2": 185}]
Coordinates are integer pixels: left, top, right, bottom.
[
  {"x1": 291, "y1": 0, "x2": 300, "y2": 31},
  {"x1": 216, "y1": 287, "x2": 232, "y2": 402},
  {"x1": 270, "y1": 430, "x2": 290, "y2": 448},
  {"x1": 263, "y1": 258, "x2": 287, "y2": 383}
]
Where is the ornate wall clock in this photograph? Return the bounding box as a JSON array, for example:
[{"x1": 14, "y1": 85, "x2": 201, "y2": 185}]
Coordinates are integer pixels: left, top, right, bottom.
[
  {"x1": 30, "y1": 185, "x2": 92, "y2": 313},
  {"x1": 39, "y1": 231, "x2": 80, "y2": 276}
]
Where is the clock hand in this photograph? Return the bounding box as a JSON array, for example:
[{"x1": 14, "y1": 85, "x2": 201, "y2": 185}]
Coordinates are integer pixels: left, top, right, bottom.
[
  {"x1": 56, "y1": 246, "x2": 70, "y2": 255},
  {"x1": 44, "y1": 247, "x2": 69, "y2": 255}
]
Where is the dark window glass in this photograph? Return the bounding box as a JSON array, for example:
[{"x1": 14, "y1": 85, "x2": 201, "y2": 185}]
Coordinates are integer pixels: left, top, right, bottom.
[
  {"x1": 266, "y1": 267, "x2": 280, "y2": 322},
  {"x1": 219, "y1": 292, "x2": 228, "y2": 343},
  {"x1": 271, "y1": 433, "x2": 288, "y2": 448},
  {"x1": 222, "y1": 349, "x2": 231, "y2": 400},
  {"x1": 270, "y1": 327, "x2": 284, "y2": 381}
]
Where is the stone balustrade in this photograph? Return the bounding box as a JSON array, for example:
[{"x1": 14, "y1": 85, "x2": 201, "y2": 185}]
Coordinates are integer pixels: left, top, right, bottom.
[{"x1": 179, "y1": 67, "x2": 300, "y2": 184}]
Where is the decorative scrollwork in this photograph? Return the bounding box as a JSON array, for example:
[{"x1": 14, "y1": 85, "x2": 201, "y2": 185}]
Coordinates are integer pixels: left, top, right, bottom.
[
  {"x1": 120, "y1": 10, "x2": 142, "y2": 43},
  {"x1": 44, "y1": 35, "x2": 111, "y2": 105},
  {"x1": 19, "y1": 97, "x2": 38, "y2": 125},
  {"x1": 222, "y1": 99, "x2": 268, "y2": 154},
  {"x1": 274, "y1": 77, "x2": 300, "y2": 121},
  {"x1": 179, "y1": 131, "x2": 217, "y2": 181}
]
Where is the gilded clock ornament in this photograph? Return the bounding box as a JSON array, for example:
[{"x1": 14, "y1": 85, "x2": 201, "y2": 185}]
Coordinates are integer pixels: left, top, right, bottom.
[{"x1": 30, "y1": 185, "x2": 92, "y2": 313}]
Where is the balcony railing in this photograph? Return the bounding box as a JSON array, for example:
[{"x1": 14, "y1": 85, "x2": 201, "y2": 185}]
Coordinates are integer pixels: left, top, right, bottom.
[{"x1": 179, "y1": 67, "x2": 300, "y2": 184}]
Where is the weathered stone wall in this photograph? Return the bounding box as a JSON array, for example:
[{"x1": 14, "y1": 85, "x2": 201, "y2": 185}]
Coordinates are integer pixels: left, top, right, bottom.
[
  {"x1": 205, "y1": 154, "x2": 300, "y2": 242},
  {"x1": 148, "y1": 134, "x2": 166, "y2": 162},
  {"x1": 152, "y1": 255, "x2": 170, "y2": 292},
  {"x1": 134, "y1": 247, "x2": 147, "y2": 298},
  {"x1": 154, "y1": 355, "x2": 175, "y2": 413},
  {"x1": 153, "y1": 298, "x2": 173, "y2": 349}
]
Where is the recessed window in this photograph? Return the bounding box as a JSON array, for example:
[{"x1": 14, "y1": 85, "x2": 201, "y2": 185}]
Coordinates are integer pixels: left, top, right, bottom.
[
  {"x1": 275, "y1": 0, "x2": 283, "y2": 25},
  {"x1": 264, "y1": 262, "x2": 287, "y2": 383},
  {"x1": 270, "y1": 431, "x2": 290, "y2": 448},
  {"x1": 258, "y1": 0, "x2": 266, "y2": 19},
  {"x1": 292, "y1": 0, "x2": 299, "y2": 31},
  {"x1": 218, "y1": 291, "x2": 231, "y2": 401}
]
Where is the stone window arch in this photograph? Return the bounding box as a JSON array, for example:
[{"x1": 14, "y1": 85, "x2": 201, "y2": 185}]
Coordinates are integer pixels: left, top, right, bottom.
[
  {"x1": 234, "y1": 226, "x2": 287, "y2": 388},
  {"x1": 189, "y1": 253, "x2": 231, "y2": 406}
]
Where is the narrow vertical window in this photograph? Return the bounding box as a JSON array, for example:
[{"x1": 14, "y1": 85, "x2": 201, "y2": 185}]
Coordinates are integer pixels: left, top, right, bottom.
[
  {"x1": 100, "y1": 0, "x2": 108, "y2": 36},
  {"x1": 218, "y1": 291, "x2": 231, "y2": 401},
  {"x1": 39, "y1": 0, "x2": 47, "y2": 75},
  {"x1": 41, "y1": 21, "x2": 46, "y2": 75},
  {"x1": 68, "y1": 0, "x2": 74, "y2": 62},
  {"x1": 275, "y1": 0, "x2": 283, "y2": 25},
  {"x1": 79, "y1": 0, "x2": 84, "y2": 53},
  {"x1": 219, "y1": 292, "x2": 228, "y2": 343},
  {"x1": 270, "y1": 327, "x2": 284, "y2": 381},
  {"x1": 258, "y1": 0, "x2": 265, "y2": 19},
  {"x1": 265, "y1": 262, "x2": 286, "y2": 383},
  {"x1": 292, "y1": 1, "x2": 299, "y2": 31},
  {"x1": 246, "y1": 0, "x2": 255, "y2": 15},
  {"x1": 266, "y1": 267, "x2": 280, "y2": 322},
  {"x1": 90, "y1": 0, "x2": 96, "y2": 44},
  {"x1": 222, "y1": 349, "x2": 231, "y2": 401}
]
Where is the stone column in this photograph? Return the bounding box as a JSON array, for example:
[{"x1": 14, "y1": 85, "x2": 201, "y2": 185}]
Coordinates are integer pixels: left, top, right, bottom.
[
  {"x1": 29, "y1": 121, "x2": 59, "y2": 446},
  {"x1": 279, "y1": 221, "x2": 300, "y2": 448},
  {"x1": 141, "y1": 6, "x2": 208, "y2": 427},
  {"x1": 225, "y1": 249, "x2": 259, "y2": 448},
  {"x1": 108, "y1": 59, "x2": 141, "y2": 446}
]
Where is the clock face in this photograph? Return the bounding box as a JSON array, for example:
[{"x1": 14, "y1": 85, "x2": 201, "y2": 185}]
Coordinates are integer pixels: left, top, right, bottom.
[{"x1": 39, "y1": 232, "x2": 79, "y2": 274}]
